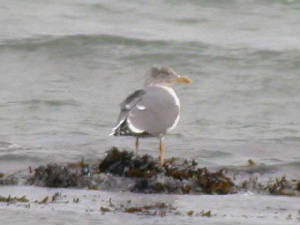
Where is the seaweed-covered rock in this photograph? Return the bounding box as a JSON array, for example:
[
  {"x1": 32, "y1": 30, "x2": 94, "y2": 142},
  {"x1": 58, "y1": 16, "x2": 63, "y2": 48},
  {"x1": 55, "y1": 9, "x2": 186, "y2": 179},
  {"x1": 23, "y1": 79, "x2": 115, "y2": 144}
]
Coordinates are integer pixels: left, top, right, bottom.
[
  {"x1": 193, "y1": 168, "x2": 235, "y2": 194},
  {"x1": 26, "y1": 148, "x2": 236, "y2": 194},
  {"x1": 3, "y1": 147, "x2": 297, "y2": 196},
  {"x1": 29, "y1": 164, "x2": 82, "y2": 187},
  {"x1": 98, "y1": 148, "x2": 235, "y2": 194},
  {"x1": 99, "y1": 147, "x2": 162, "y2": 178},
  {"x1": 263, "y1": 177, "x2": 299, "y2": 196},
  {"x1": 132, "y1": 176, "x2": 185, "y2": 194},
  {"x1": 163, "y1": 160, "x2": 235, "y2": 194},
  {"x1": 0, "y1": 174, "x2": 18, "y2": 185},
  {"x1": 238, "y1": 176, "x2": 300, "y2": 197}
]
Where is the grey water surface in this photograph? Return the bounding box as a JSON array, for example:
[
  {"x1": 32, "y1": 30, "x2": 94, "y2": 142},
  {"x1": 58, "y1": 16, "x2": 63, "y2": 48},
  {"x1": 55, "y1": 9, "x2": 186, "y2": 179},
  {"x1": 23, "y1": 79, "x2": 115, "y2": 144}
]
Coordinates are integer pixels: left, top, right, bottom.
[{"x1": 0, "y1": 0, "x2": 299, "y2": 224}]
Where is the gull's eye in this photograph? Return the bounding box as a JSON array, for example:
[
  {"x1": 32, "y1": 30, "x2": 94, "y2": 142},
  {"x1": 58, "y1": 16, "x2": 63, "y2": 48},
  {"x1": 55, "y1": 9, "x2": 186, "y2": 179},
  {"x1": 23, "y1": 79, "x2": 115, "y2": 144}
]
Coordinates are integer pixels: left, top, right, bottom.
[{"x1": 151, "y1": 67, "x2": 160, "y2": 78}]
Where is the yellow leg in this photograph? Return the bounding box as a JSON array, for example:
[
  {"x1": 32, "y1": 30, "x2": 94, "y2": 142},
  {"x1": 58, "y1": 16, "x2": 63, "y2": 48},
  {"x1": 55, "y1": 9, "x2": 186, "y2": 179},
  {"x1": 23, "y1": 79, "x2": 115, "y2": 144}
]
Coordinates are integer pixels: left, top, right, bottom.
[
  {"x1": 159, "y1": 137, "x2": 164, "y2": 166},
  {"x1": 135, "y1": 137, "x2": 139, "y2": 155}
]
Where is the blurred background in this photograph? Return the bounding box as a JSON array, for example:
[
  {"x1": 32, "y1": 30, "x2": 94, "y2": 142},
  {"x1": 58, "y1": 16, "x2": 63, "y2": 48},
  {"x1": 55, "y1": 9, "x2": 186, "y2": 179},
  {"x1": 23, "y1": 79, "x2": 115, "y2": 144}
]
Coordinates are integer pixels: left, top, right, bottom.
[{"x1": 0, "y1": 0, "x2": 299, "y2": 174}]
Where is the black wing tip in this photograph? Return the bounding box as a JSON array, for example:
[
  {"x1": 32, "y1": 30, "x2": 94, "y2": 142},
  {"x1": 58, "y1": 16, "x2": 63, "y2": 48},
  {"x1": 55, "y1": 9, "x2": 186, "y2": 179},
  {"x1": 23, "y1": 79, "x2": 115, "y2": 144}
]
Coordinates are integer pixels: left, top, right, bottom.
[{"x1": 111, "y1": 120, "x2": 152, "y2": 137}]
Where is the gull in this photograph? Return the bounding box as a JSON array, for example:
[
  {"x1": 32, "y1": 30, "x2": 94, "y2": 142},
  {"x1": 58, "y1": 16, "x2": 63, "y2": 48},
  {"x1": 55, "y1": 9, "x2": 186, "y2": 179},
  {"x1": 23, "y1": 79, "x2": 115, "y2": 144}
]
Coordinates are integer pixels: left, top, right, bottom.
[{"x1": 111, "y1": 66, "x2": 191, "y2": 166}]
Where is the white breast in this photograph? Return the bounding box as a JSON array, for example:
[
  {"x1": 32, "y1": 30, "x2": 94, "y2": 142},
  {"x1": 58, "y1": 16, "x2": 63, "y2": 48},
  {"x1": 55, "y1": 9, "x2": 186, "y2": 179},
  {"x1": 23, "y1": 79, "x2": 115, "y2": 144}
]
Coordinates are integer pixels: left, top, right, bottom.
[
  {"x1": 157, "y1": 85, "x2": 181, "y2": 132},
  {"x1": 158, "y1": 85, "x2": 180, "y2": 107}
]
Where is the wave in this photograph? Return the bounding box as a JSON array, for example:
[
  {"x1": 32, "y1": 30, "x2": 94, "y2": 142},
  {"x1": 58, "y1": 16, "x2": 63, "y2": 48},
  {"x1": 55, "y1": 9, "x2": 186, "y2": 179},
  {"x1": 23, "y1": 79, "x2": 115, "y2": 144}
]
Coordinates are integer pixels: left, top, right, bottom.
[
  {"x1": 225, "y1": 160, "x2": 300, "y2": 177},
  {"x1": 5, "y1": 99, "x2": 80, "y2": 107},
  {"x1": 0, "y1": 33, "x2": 297, "y2": 64},
  {"x1": 1, "y1": 32, "x2": 298, "y2": 53},
  {"x1": 0, "y1": 34, "x2": 185, "y2": 50}
]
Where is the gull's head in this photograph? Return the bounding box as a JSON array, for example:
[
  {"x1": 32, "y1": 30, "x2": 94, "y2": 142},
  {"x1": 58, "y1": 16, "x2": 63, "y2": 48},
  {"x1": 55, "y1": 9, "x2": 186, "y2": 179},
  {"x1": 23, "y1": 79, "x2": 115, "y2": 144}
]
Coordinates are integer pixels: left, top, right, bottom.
[{"x1": 144, "y1": 66, "x2": 191, "y2": 87}]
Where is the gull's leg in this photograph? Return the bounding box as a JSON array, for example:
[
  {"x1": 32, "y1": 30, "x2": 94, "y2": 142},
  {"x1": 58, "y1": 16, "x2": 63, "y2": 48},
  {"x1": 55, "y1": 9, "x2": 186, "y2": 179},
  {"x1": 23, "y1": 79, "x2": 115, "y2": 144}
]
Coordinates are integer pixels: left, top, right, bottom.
[
  {"x1": 135, "y1": 137, "x2": 139, "y2": 155},
  {"x1": 159, "y1": 137, "x2": 164, "y2": 166}
]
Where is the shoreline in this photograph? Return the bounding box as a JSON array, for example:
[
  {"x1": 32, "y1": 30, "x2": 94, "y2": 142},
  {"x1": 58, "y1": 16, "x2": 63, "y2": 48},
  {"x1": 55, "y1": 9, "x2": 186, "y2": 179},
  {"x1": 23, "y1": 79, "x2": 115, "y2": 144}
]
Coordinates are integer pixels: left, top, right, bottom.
[
  {"x1": 0, "y1": 185, "x2": 299, "y2": 225},
  {"x1": 0, "y1": 148, "x2": 299, "y2": 225}
]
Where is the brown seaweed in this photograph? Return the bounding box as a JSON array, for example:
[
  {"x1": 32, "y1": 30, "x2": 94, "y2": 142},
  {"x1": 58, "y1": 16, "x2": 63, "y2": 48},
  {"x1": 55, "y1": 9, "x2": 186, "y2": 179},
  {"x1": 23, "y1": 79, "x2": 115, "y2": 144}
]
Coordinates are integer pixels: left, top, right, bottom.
[
  {"x1": 1, "y1": 147, "x2": 298, "y2": 197},
  {"x1": 29, "y1": 164, "x2": 83, "y2": 188},
  {"x1": 99, "y1": 147, "x2": 162, "y2": 178},
  {"x1": 0, "y1": 195, "x2": 29, "y2": 203}
]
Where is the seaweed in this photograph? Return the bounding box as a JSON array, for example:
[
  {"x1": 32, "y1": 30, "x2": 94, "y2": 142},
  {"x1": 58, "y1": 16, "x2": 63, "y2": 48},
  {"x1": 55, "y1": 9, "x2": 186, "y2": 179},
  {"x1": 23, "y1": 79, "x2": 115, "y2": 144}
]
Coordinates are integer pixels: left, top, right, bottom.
[
  {"x1": 124, "y1": 207, "x2": 143, "y2": 213},
  {"x1": 99, "y1": 199, "x2": 211, "y2": 217},
  {"x1": 297, "y1": 180, "x2": 300, "y2": 192},
  {"x1": 122, "y1": 201, "x2": 171, "y2": 216},
  {"x1": 99, "y1": 147, "x2": 162, "y2": 178},
  {"x1": 100, "y1": 206, "x2": 111, "y2": 213},
  {"x1": 98, "y1": 148, "x2": 235, "y2": 194},
  {"x1": 248, "y1": 159, "x2": 255, "y2": 166},
  {"x1": 187, "y1": 210, "x2": 194, "y2": 216},
  {"x1": 196, "y1": 210, "x2": 212, "y2": 217},
  {"x1": 51, "y1": 192, "x2": 60, "y2": 202},
  {"x1": 266, "y1": 177, "x2": 299, "y2": 197},
  {"x1": 0, "y1": 174, "x2": 17, "y2": 185},
  {"x1": 193, "y1": 168, "x2": 235, "y2": 194},
  {"x1": 0, "y1": 195, "x2": 29, "y2": 203},
  {"x1": 29, "y1": 164, "x2": 82, "y2": 188},
  {"x1": 239, "y1": 176, "x2": 300, "y2": 197},
  {"x1": 34, "y1": 196, "x2": 48, "y2": 204},
  {"x1": 26, "y1": 148, "x2": 236, "y2": 194},
  {"x1": 1, "y1": 147, "x2": 298, "y2": 196}
]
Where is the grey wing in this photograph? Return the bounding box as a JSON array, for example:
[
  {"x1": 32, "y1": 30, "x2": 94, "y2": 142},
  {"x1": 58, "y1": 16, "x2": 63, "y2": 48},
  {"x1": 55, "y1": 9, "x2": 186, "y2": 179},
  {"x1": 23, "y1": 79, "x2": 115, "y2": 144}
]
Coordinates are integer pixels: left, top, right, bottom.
[
  {"x1": 120, "y1": 89, "x2": 146, "y2": 111},
  {"x1": 127, "y1": 87, "x2": 180, "y2": 136},
  {"x1": 111, "y1": 89, "x2": 146, "y2": 134}
]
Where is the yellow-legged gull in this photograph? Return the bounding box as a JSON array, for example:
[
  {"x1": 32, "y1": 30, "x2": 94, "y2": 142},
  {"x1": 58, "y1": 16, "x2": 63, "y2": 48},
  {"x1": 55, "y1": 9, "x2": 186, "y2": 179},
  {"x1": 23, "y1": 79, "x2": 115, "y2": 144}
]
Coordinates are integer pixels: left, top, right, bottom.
[{"x1": 111, "y1": 66, "x2": 191, "y2": 166}]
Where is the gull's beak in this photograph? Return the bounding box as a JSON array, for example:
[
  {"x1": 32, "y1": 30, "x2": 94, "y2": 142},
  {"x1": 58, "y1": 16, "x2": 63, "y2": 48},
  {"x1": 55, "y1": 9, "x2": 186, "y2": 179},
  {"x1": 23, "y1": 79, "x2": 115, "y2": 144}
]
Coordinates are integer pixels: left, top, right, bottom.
[{"x1": 175, "y1": 76, "x2": 192, "y2": 84}]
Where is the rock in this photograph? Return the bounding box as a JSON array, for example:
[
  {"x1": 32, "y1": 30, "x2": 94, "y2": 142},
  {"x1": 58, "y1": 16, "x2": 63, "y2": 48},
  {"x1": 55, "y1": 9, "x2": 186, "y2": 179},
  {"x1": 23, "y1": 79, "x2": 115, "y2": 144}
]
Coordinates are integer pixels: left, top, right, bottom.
[
  {"x1": 99, "y1": 148, "x2": 235, "y2": 194},
  {"x1": 29, "y1": 164, "x2": 82, "y2": 187},
  {"x1": 99, "y1": 147, "x2": 162, "y2": 178},
  {"x1": 3, "y1": 147, "x2": 297, "y2": 196}
]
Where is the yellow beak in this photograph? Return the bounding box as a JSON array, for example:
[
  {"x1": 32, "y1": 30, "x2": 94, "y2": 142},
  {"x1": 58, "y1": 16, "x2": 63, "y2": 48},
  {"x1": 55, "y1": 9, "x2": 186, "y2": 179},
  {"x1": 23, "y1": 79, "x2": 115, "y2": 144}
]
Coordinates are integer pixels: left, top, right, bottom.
[{"x1": 175, "y1": 76, "x2": 192, "y2": 84}]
